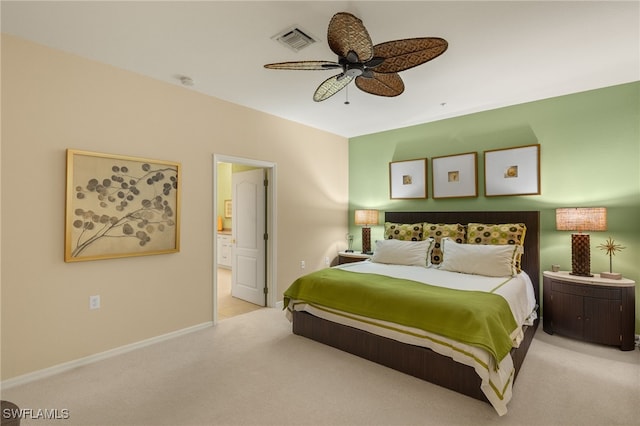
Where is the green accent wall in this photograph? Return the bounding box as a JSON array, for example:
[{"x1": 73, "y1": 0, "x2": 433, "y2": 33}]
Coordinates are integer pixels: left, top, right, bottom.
[{"x1": 349, "y1": 82, "x2": 640, "y2": 332}]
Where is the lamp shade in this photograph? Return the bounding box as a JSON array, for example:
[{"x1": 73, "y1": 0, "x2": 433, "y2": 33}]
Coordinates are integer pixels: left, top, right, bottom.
[
  {"x1": 354, "y1": 209, "x2": 379, "y2": 226},
  {"x1": 556, "y1": 208, "x2": 607, "y2": 232},
  {"x1": 556, "y1": 207, "x2": 606, "y2": 277},
  {"x1": 354, "y1": 209, "x2": 378, "y2": 255}
]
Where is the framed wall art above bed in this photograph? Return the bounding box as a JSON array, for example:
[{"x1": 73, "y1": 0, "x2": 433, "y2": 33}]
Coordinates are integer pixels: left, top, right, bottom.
[
  {"x1": 389, "y1": 158, "x2": 427, "y2": 199},
  {"x1": 431, "y1": 152, "x2": 478, "y2": 199},
  {"x1": 65, "y1": 149, "x2": 181, "y2": 262},
  {"x1": 484, "y1": 144, "x2": 540, "y2": 196}
]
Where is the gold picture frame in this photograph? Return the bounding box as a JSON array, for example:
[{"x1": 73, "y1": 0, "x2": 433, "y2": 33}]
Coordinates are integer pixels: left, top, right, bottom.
[
  {"x1": 65, "y1": 149, "x2": 181, "y2": 262},
  {"x1": 484, "y1": 144, "x2": 540, "y2": 196},
  {"x1": 224, "y1": 199, "x2": 232, "y2": 218},
  {"x1": 389, "y1": 158, "x2": 428, "y2": 199},
  {"x1": 431, "y1": 152, "x2": 478, "y2": 199}
]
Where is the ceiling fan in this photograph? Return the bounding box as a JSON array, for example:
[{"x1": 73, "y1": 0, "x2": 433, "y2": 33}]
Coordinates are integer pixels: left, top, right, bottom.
[{"x1": 264, "y1": 12, "x2": 448, "y2": 102}]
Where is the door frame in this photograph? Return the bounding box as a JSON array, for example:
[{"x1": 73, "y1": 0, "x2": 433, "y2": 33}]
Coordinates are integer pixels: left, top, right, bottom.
[{"x1": 212, "y1": 154, "x2": 277, "y2": 324}]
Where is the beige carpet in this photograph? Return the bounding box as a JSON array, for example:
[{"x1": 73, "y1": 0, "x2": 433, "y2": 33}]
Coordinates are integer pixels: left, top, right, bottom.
[{"x1": 2, "y1": 308, "x2": 638, "y2": 426}]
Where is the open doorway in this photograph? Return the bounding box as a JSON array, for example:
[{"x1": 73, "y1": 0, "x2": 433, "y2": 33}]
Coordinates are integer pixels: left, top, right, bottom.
[
  {"x1": 216, "y1": 268, "x2": 261, "y2": 320},
  {"x1": 213, "y1": 155, "x2": 277, "y2": 323}
]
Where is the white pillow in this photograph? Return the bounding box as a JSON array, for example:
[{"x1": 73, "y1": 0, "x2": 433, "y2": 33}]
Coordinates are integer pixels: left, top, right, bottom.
[
  {"x1": 438, "y1": 237, "x2": 523, "y2": 277},
  {"x1": 372, "y1": 238, "x2": 433, "y2": 267}
]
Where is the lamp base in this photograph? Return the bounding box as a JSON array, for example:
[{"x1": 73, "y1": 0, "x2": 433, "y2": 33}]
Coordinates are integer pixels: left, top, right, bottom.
[
  {"x1": 361, "y1": 226, "x2": 372, "y2": 255},
  {"x1": 600, "y1": 272, "x2": 622, "y2": 280},
  {"x1": 570, "y1": 233, "x2": 592, "y2": 277}
]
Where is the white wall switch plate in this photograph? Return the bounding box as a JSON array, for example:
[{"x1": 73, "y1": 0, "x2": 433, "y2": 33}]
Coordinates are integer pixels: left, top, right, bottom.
[{"x1": 89, "y1": 295, "x2": 101, "y2": 310}]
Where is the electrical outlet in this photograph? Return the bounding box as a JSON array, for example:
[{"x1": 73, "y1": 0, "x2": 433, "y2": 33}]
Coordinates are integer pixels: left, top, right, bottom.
[
  {"x1": 300, "y1": 260, "x2": 305, "y2": 269},
  {"x1": 89, "y1": 295, "x2": 101, "y2": 310},
  {"x1": 324, "y1": 256, "x2": 330, "y2": 266}
]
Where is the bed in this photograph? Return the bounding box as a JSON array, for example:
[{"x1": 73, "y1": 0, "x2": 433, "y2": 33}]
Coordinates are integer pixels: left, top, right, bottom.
[{"x1": 284, "y1": 211, "x2": 540, "y2": 415}]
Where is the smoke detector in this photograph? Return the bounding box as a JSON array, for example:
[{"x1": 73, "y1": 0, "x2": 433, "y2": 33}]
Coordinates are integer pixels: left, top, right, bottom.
[
  {"x1": 179, "y1": 75, "x2": 194, "y2": 86},
  {"x1": 273, "y1": 27, "x2": 316, "y2": 52}
]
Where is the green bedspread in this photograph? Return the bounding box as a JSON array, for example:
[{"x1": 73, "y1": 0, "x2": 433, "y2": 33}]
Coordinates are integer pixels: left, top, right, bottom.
[{"x1": 284, "y1": 268, "x2": 518, "y2": 363}]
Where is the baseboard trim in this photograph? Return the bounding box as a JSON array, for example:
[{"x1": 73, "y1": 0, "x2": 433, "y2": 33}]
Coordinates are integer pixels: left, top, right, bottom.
[
  {"x1": 275, "y1": 300, "x2": 284, "y2": 310},
  {"x1": 1, "y1": 321, "x2": 213, "y2": 390}
]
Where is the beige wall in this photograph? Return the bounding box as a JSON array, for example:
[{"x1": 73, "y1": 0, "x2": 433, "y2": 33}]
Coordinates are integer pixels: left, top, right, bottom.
[{"x1": 0, "y1": 35, "x2": 349, "y2": 380}]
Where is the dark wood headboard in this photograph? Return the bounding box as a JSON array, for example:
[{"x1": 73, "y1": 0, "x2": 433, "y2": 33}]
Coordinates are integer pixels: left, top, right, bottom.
[{"x1": 385, "y1": 211, "x2": 540, "y2": 309}]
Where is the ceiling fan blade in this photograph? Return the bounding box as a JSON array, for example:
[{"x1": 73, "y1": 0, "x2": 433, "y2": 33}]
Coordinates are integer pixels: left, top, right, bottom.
[
  {"x1": 373, "y1": 37, "x2": 448, "y2": 73},
  {"x1": 327, "y1": 12, "x2": 374, "y2": 62},
  {"x1": 355, "y1": 72, "x2": 404, "y2": 97},
  {"x1": 264, "y1": 61, "x2": 341, "y2": 71},
  {"x1": 313, "y1": 74, "x2": 354, "y2": 102}
]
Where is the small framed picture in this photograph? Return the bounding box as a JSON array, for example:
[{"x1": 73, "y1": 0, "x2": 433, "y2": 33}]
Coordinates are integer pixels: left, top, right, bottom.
[
  {"x1": 432, "y1": 152, "x2": 478, "y2": 199},
  {"x1": 224, "y1": 199, "x2": 232, "y2": 218},
  {"x1": 65, "y1": 149, "x2": 181, "y2": 262},
  {"x1": 389, "y1": 158, "x2": 427, "y2": 199},
  {"x1": 484, "y1": 144, "x2": 540, "y2": 196}
]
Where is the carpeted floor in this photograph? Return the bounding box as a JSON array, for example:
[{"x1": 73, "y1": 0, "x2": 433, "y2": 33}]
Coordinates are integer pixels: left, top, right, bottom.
[{"x1": 2, "y1": 308, "x2": 638, "y2": 425}]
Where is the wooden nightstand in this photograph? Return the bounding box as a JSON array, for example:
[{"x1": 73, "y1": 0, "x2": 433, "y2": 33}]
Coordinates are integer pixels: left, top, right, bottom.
[
  {"x1": 543, "y1": 271, "x2": 636, "y2": 350},
  {"x1": 338, "y1": 251, "x2": 372, "y2": 265}
]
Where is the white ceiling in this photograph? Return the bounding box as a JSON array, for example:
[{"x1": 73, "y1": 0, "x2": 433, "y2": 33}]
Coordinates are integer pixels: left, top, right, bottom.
[{"x1": 2, "y1": 1, "x2": 639, "y2": 138}]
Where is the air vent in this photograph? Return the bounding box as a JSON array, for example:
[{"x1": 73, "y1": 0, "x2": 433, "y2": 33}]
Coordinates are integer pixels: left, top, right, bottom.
[{"x1": 273, "y1": 27, "x2": 316, "y2": 52}]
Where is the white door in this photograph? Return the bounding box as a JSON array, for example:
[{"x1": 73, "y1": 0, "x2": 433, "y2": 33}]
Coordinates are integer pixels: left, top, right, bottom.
[{"x1": 231, "y1": 168, "x2": 266, "y2": 306}]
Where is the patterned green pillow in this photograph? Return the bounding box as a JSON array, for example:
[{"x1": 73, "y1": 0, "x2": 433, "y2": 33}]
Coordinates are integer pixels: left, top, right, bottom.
[
  {"x1": 423, "y1": 223, "x2": 466, "y2": 265},
  {"x1": 384, "y1": 222, "x2": 424, "y2": 241},
  {"x1": 467, "y1": 223, "x2": 527, "y2": 272},
  {"x1": 467, "y1": 223, "x2": 526, "y2": 246}
]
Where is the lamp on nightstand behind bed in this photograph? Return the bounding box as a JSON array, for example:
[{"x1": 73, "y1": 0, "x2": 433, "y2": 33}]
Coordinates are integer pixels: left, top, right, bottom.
[
  {"x1": 355, "y1": 209, "x2": 378, "y2": 255},
  {"x1": 556, "y1": 207, "x2": 607, "y2": 277}
]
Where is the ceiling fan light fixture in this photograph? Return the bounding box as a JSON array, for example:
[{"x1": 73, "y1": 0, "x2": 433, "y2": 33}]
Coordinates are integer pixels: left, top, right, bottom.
[
  {"x1": 344, "y1": 63, "x2": 364, "y2": 77},
  {"x1": 273, "y1": 27, "x2": 316, "y2": 52}
]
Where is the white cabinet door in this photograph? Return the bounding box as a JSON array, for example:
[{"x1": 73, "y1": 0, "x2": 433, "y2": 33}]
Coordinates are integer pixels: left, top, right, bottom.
[{"x1": 217, "y1": 235, "x2": 232, "y2": 268}]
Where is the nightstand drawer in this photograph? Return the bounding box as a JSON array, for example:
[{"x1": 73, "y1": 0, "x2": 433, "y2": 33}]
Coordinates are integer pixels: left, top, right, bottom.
[{"x1": 551, "y1": 280, "x2": 620, "y2": 300}]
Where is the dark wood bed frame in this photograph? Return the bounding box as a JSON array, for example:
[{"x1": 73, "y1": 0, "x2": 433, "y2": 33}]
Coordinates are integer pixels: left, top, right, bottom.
[{"x1": 292, "y1": 211, "x2": 540, "y2": 404}]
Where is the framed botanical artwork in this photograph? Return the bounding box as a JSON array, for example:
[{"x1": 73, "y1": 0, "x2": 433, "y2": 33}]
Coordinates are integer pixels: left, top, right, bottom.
[
  {"x1": 484, "y1": 144, "x2": 540, "y2": 196},
  {"x1": 389, "y1": 158, "x2": 427, "y2": 199},
  {"x1": 432, "y1": 152, "x2": 478, "y2": 199},
  {"x1": 65, "y1": 149, "x2": 181, "y2": 262}
]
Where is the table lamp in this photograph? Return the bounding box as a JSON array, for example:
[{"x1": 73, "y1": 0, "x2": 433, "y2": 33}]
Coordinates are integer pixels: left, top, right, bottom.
[
  {"x1": 556, "y1": 207, "x2": 607, "y2": 277},
  {"x1": 354, "y1": 209, "x2": 378, "y2": 254}
]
